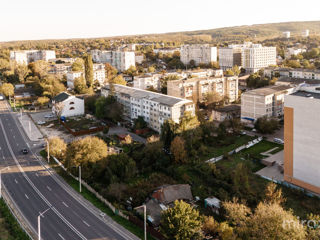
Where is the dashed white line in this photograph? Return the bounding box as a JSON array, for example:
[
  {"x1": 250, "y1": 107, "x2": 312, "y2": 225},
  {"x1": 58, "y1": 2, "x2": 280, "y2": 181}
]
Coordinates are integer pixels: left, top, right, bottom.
[
  {"x1": 35, "y1": 173, "x2": 39, "y2": 177},
  {"x1": 14, "y1": 179, "x2": 18, "y2": 184},
  {"x1": 82, "y1": 220, "x2": 90, "y2": 227},
  {"x1": 47, "y1": 186, "x2": 52, "y2": 191},
  {"x1": 25, "y1": 194, "x2": 29, "y2": 199},
  {"x1": 62, "y1": 202, "x2": 69, "y2": 208},
  {"x1": 58, "y1": 233, "x2": 65, "y2": 240}
]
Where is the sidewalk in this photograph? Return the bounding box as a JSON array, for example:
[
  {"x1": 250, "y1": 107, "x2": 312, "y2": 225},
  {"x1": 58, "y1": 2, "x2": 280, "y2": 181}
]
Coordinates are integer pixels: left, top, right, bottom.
[{"x1": 17, "y1": 113, "x2": 43, "y2": 141}]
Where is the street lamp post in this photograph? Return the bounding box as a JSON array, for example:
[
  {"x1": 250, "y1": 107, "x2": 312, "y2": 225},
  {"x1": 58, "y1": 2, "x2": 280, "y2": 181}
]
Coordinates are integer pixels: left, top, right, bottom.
[
  {"x1": 0, "y1": 166, "x2": 10, "y2": 199},
  {"x1": 38, "y1": 208, "x2": 51, "y2": 240},
  {"x1": 45, "y1": 139, "x2": 50, "y2": 163},
  {"x1": 134, "y1": 204, "x2": 147, "y2": 240},
  {"x1": 79, "y1": 166, "x2": 81, "y2": 193}
]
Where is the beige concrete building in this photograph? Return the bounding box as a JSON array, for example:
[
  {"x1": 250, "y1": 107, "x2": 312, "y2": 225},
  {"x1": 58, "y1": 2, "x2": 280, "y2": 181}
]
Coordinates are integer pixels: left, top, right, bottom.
[
  {"x1": 167, "y1": 75, "x2": 238, "y2": 103},
  {"x1": 10, "y1": 50, "x2": 56, "y2": 64},
  {"x1": 219, "y1": 45, "x2": 243, "y2": 70},
  {"x1": 133, "y1": 74, "x2": 161, "y2": 91},
  {"x1": 101, "y1": 84, "x2": 195, "y2": 132},
  {"x1": 180, "y1": 44, "x2": 217, "y2": 66},
  {"x1": 284, "y1": 85, "x2": 320, "y2": 193},
  {"x1": 241, "y1": 85, "x2": 295, "y2": 123},
  {"x1": 264, "y1": 67, "x2": 320, "y2": 81}
]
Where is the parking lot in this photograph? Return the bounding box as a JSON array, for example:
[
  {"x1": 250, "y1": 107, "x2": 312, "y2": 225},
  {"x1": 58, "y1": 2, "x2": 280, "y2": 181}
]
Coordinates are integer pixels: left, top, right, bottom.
[{"x1": 30, "y1": 110, "x2": 57, "y2": 124}]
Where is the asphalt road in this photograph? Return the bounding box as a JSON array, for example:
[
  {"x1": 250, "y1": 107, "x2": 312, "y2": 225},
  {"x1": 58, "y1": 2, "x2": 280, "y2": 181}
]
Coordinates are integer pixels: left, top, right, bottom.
[{"x1": 0, "y1": 100, "x2": 140, "y2": 240}]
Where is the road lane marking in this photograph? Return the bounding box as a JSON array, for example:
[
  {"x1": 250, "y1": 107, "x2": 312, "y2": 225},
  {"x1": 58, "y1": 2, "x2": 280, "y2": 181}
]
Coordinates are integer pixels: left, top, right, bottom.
[
  {"x1": 82, "y1": 220, "x2": 90, "y2": 227},
  {"x1": 35, "y1": 173, "x2": 39, "y2": 177},
  {"x1": 14, "y1": 179, "x2": 18, "y2": 184},
  {"x1": 46, "y1": 186, "x2": 52, "y2": 191},
  {"x1": 62, "y1": 202, "x2": 69, "y2": 208},
  {"x1": 58, "y1": 233, "x2": 65, "y2": 240},
  {"x1": 25, "y1": 194, "x2": 29, "y2": 199}
]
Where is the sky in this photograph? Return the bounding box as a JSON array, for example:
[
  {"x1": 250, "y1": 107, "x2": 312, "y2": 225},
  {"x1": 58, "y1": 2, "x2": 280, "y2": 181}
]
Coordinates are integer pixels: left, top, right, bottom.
[{"x1": 1, "y1": 0, "x2": 320, "y2": 42}]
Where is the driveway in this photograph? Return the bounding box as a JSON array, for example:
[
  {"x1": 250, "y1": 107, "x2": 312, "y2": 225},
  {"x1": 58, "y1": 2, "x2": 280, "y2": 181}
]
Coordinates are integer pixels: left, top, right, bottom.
[{"x1": 108, "y1": 126, "x2": 147, "y2": 144}]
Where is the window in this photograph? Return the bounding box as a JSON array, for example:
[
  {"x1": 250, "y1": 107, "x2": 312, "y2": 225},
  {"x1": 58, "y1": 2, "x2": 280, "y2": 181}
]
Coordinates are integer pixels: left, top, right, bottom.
[
  {"x1": 70, "y1": 102, "x2": 75, "y2": 105},
  {"x1": 69, "y1": 107, "x2": 75, "y2": 110}
]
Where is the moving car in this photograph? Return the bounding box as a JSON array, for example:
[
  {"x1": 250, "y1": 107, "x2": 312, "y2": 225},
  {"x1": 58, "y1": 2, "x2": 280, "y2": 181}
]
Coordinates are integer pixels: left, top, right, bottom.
[
  {"x1": 37, "y1": 120, "x2": 46, "y2": 125},
  {"x1": 21, "y1": 149, "x2": 29, "y2": 154}
]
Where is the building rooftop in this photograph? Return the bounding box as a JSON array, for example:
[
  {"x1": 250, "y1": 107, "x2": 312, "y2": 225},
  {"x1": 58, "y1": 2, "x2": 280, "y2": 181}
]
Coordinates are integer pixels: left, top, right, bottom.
[
  {"x1": 265, "y1": 67, "x2": 320, "y2": 73},
  {"x1": 151, "y1": 184, "x2": 193, "y2": 205},
  {"x1": 244, "y1": 85, "x2": 294, "y2": 96},
  {"x1": 214, "y1": 105, "x2": 240, "y2": 113},
  {"x1": 104, "y1": 84, "x2": 193, "y2": 106}
]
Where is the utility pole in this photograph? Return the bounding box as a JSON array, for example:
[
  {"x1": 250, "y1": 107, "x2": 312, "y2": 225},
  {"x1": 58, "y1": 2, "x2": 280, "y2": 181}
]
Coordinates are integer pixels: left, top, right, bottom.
[
  {"x1": 38, "y1": 208, "x2": 51, "y2": 240},
  {"x1": 79, "y1": 166, "x2": 82, "y2": 193},
  {"x1": 46, "y1": 138, "x2": 50, "y2": 163},
  {"x1": 143, "y1": 204, "x2": 147, "y2": 240}
]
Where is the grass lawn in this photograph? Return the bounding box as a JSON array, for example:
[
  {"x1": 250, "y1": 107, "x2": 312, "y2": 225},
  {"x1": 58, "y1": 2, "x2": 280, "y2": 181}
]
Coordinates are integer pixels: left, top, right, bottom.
[
  {"x1": 0, "y1": 199, "x2": 30, "y2": 240},
  {"x1": 199, "y1": 135, "x2": 255, "y2": 161}
]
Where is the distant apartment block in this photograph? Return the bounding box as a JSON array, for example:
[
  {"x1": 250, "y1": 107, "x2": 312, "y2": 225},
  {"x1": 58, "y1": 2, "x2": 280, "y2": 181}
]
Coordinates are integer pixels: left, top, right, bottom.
[
  {"x1": 180, "y1": 44, "x2": 217, "y2": 66},
  {"x1": 133, "y1": 74, "x2": 161, "y2": 91},
  {"x1": 67, "y1": 64, "x2": 105, "y2": 89},
  {"x1": 284, "y1": 84, "x2": 320, "y2": 194},
  {"x1": 101, "y1": 84, "x2": 195, "y2": 132},
  {"x1": 285, "y1": 48, "x2": 306, "y2": 59},
  {"x1": 241, "y1": 44, "x2": 276, "y2": 73},
  {"x1": 219, "y1": 42, "x2": 276, "y2": 73},
  {"x1": 219, "y1": 44, "x2": 244, "y2": 70},
  {"x1": 241, "y1": 85, "x2": 295, "y2": 123},
  {"x1": 135, "y1": 54, "x2": 144, "y2": 64},
  {"x1": 302, "y1": 29, "x2": 310, "y2": 38},
  {"x1": 264, "y1": 67, "x2": 320, "y2": 81},
  {"x1": 153, "y1": 48, "x2": 180, "y2": 55},
  {"x1": 49, "y1": 63, "x2": 72, "y2": 75},
  {"x1": 10, "y1": 50, "x2": 56, "y2": 64},
  {"x1": 167, "y1": 75, "x2": 238, "y2": 103},
  {"x1": 283, "y1": 31, "x2": 291, "y2": 38},
  {"x1": 91, "y1": 50, "x2": 135, "y2": 72}
]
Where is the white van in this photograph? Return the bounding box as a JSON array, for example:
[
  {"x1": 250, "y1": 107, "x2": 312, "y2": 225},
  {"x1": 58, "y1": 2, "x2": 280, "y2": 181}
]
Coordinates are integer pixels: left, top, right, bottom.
[{"x1": 274, "y1": 138, "x2": 284, "y2": 144}]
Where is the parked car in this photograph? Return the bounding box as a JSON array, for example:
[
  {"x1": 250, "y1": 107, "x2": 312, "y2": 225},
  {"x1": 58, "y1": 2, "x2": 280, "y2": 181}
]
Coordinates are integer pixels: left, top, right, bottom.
[
  {"x1": 0, "y1": 94, "x2": 4, "y2": 100},
  {"x1": 252, "y1": 128, "x2": 257, "y2": 132},
  {"x1": 240, "y1": 131, "x2": 247, "y2": 135},
  {"x1": 37, "y1": 120, "x2": 46, "y2": 125},
  {"x1": 21, "y1": 149, "x2": 29, "y2": 154},
  {"x1": 274, "y1": 138, "x2": 284, "y2": 144},
  {"x1": 44, "y1": 113, "x2": 55, "y2": 118}
]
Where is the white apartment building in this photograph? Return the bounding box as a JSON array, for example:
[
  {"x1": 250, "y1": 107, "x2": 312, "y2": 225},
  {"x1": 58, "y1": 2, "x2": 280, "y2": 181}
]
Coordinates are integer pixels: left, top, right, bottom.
[
  {"x1": 49, "y1": 63, "x2": 72, "y2": 75},
  {"x1": 135, "y1": 54, "x2": 145, "y2": 64},
  {"x1": 67, "y1": 69, "x2": 106, "y2": 89},
  {"x1": 302, "y1": 29, "x2": 310, "y2": 38},
  {"x1": 180, "y1": 44, "x2": 217, "y2": 66},
  {"x1": 283, "y1": 31, "x2": 291, "y2": 38},
  {"x1": 67, "y1": 72, "x2": 83, "y2": 89},
  {"x1": 284, "y1": 84, "x2": 320, "y2": 194},
  {"x1": 241, "y1": 85, "x2": 295, "y2": 123},
  {"x1": 167, "y1": 75, "x2": 238, "y2": 103},
  {"x1": 241, "y1": 44, "x2": 276, "y2": 73},
  {"x1": 264, "y1": 67, "x2": 320, "y2": 81},
  {"x1": 91, "y1": 50, "x2": 135, "y2": 72},
  {"x1": 153, "y1": 48, "x2": 180, "y2": 55},
  {"x1": 101, "y1": 84, "x2": 195, "y2": 132},
  {"x1": 10, "y1": 50, "x2": 56, "y2": 64},
  {"x1": 133, "y1": 74, "x2": 161, "y2": 91},
  {"x1": 285, "y1": 48, "x2": 306, "y2": 59}
]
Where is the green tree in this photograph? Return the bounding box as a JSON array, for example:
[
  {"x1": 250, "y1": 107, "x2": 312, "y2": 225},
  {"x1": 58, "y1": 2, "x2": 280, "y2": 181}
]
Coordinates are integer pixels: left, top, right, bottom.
[
  {"x1": 14, "y1": 64, "x2": 30, "y2": 83},
  {"x1": 28, "y1": 60, "x2": 48, "y2": 79},
  {"x1": 48, "y1": 136, "x2": 67, "y2": 160},
  {"x1": 111, "y1": 75, "x2": 126, "y2": 85},
  {"x1": 170, "y1": 136, "x2": 187, "y2": 164},
  {"x1": 41, "y1": 75, "x2": 66, "y2": 97},
  {"x1": 148, "y1": 66, "x2": 156, "y2": 73},
  {"x1": 133, "y1": 116, "x2": 147, "y2": 129},
  {"x1": 232, "y1": 65, "x2": 241, "y2": 76},
  {"x1": 225, "y1": 69, "x2": 235, "y2": 76},
  {"x1": 37, "y1": 96, "x2": 50, "y2": 107},
  {"x1": 83, "y1": 54, "x2": 94, "y2": 87},
  {"x1": 160, "y1": 200, "x2": 203, "y2": 240},
  {"x1": 71, "y1": 58, "x2": 84, "y2": 71},
  {"x1": 105, "y1": 63, "x2": 118, "y2": 82},
  {"x1": 0, "y1": 83, "x2": 14, "y2": 97},
  {"x1": 74, "y1": 76, "x2": 88, "y2": 94},
  {"x1": 161, "y1": 119, "x2": 176, "y2": 149},
  {"x1": 65, "y1": 136, "x2": 108, "y2": 179},
  {"x1": 254, "y1": 116, "x2": 279, "y2": 134},
  {"x1": 94, "y1": 96, "x2": 107, "y2": 119},
  {"x1": 177, "y1": 111, "x2": 200, "y2": 133}
]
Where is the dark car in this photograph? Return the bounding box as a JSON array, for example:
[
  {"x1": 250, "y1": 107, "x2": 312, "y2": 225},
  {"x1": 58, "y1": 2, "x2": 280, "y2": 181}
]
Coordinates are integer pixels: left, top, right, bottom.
[{"x1": 21, "y1": 149, "x2": 29, "y2": 154}]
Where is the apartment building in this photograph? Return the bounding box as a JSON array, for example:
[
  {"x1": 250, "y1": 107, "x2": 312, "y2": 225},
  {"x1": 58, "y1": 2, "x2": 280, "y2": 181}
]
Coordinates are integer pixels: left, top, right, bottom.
[
  {"x1": 219, "y1": 45, "x2": 243, "y2": 70},
  {"x1": 241, "y1": 85, "x2": 295, "y2": 123},
  {"x1": 219, "y1": 42, "x2": 276, "y2": 73},
  {"x1": 284, "y1": 84, "x2": 320, "y2": 193},
  {"x1": 283, "y1": 31, "x2": 291, "y2": 38},
  {"x1": 153, "y1": 48, "x2": 180, "y2": 55},
  {"x1": 133, "y1": 74, "x2": 161, "y2": 91},
  {"x1": 91, "y1": 50, "x2": 135, "y2": 72},
  {"x1": 167, "y1": 75, "x2": 238, "y2": 103},
  {"x1": 67, "y1": 69, "x2": 106, "y2": 89},
  {"x1": 67, "y1": 72, "x2": 83, "y2": 89},
  {"x1": 264, "y1": 67, "x2": 320, "y2": 81},
  {"x1": 49, "y1": 63, "x2": 72, "y2": 75},
  {"x1": 285, "y1": 48, "x2": 306, "y2": 59},
  {"x1": 10, "y1": 50, "x2": 56, "y2": 64},
  {"x1": 101, "y1": 84, "x2": 195, "y2": 132},
  {"x1": 302, "y1": 29, "x2": 309, "y2": 38},
  {"x1": 241, "y1": 44, "x2": 276, "y2": 73},
  {"x1": 180, "y1": 44, "x2": 217, "y2": 65}
]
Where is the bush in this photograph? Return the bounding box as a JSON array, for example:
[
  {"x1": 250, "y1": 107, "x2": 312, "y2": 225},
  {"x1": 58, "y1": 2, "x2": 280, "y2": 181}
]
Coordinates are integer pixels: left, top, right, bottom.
[{"x1": 254, "y1": 116, "x2": 279, "y2": 134}]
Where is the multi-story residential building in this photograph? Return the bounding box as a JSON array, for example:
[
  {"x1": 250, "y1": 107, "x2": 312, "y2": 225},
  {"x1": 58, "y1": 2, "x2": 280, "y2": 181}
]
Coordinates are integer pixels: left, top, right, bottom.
[
  {"x1": 241, "y1": 85, "x2": 295, "y2": 123},
  {"x1": 67, "y1": 72, "x2": 83, "y2": 89},
  {"x1": 10, "y1": 50, "x2": 56, "y2": 64},
  {"x1": 49, "y1": 63, "x2": 72, "y2": 75},
  {"x1": 135, "y1": 54, "x2": 144, "y2": 64},
  {"x1": 180, "y1": 44, "x2": 217, "y2": 66},
  {"x1": 284, "y1": 84, "x2": 320, "y2": 194},
  {"x1": 302, "y1": 29, "x2": 310, "y2": 38},
  {"x1": 241, "y1": 44, "x2": 276, "y2": 73},
  {"x1": 91, "y1": 50, "x2": 135, "y2": 72},
  {"x1": 67, "y1": 69, "x2": 106, "y2": 89},
  {"x1": 219, "y1": 45, "x2": 243, "y2": 70},
  {"x1": 219, "y1": 42, "x2": 276, "y2": 73},
  {"x1": 153, "y1": 48, "x2": 180, "y2": 55},
  {"x1": 167, "y1": 75, "x2": 238, "y2": 103},
  {"x1": 101, "y1": 84, "x2": 195, "y2": 132},
  {"x1": 264, "y1": 67, "x2": 320, "y2": 81},
  {"x1": 133, "y1": 74, "x2": 161, "y2": 91},
  {"x1": 285, "y1": 48, "x2": 306, "y2": 59},
  {"x1": 283, "y1": 31, "x2": 291, "y2": 38},
  {"x1": 93, "y1": 69, "x2": 106, "y2": 85}
]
